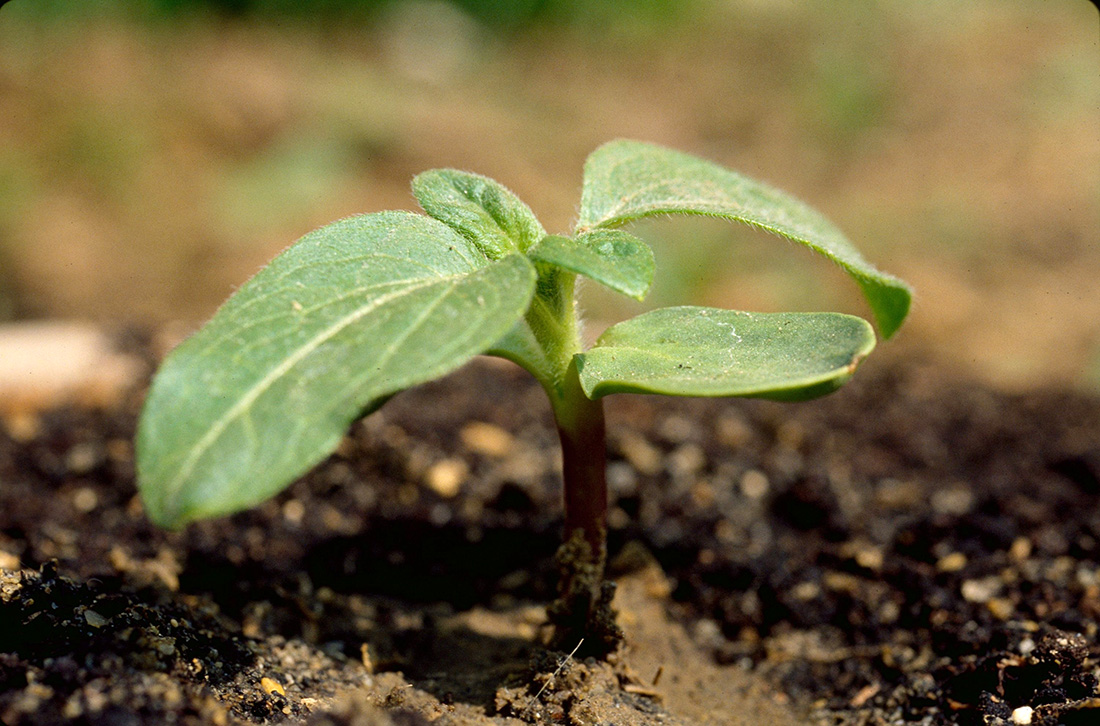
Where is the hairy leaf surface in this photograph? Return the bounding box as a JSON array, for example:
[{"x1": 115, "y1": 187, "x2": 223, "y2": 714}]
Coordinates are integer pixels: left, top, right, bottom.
[
  {"x1": 577, "y1": 140, "x2": 910, "y2": 338},
  {"x1": 137, "y1": 211, "x2": 536, "y2": 528},
  {"x1": 576, "y1": 306, "x2": 875, "y2": 400},
  {"x1": 528, "y1": 230, "x2": 654, "y2": 300},
  {"x1": 413, "y1": 169, "x2": 545, "y2": 257}
]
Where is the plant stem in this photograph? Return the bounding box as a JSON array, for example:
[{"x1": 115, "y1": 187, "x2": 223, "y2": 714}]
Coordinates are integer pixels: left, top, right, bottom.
[
  {"x1": 545, "y1": 359, "x2": 621, "y2": 654},
  {"x1": 488, "y1": 264, "x2": 621, "y2": 651},
  {"x1": 552, "y1": 360, "x2": 608, "y2": 561}
]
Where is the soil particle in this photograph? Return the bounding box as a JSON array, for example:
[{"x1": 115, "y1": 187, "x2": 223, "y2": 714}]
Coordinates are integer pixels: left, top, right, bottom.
[{"x1": 2, "y1": 353, "x2": 1100, "y2": 725}]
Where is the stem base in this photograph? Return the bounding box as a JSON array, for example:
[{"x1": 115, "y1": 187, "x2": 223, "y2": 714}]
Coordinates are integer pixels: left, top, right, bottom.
[{"x1": 545, "y1": 528, "x2": 623, "y2": 656}]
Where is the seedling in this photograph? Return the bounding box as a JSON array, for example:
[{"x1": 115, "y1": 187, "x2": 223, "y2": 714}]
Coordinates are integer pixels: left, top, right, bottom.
[{"x1": 136, "y1": 140, "x2": 910, "y2": 651}]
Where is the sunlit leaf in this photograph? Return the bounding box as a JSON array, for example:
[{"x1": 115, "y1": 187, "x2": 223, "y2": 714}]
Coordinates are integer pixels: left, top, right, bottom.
[
  {"x1": 136, "y1": 211, "x2": 536, "y2": 528},
  {"x1": 577, "y1": 140, "x2": 910, "y2": 338},
  {"x1": 576, "y1": 306, "x2": 875, "y2": 401},
  {"x1": 413, "y1": 168, "x2": 545, "y2": 258},
  {"x1": 528, "y1": 230, "x2": 655, "y2": 300}
]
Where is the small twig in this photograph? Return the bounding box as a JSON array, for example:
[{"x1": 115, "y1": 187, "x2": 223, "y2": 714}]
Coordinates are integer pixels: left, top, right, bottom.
[{"x1": 533, "y1": 639, "x2": 584, "y2": 702}]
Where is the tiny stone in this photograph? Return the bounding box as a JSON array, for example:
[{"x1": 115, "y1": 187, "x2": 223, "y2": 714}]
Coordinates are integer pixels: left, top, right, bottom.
[
  {"x1": 0, "y1": 550, "x2": 19, "y2": 570},
  {"x1": 692, "y1": 618, "x2": 723, "y2": 648},
  {"x1": 855, "y1": 547, "x2": 884, "y2": 571},
  {"x1": 607, "y1": 507, "x2": 630, "y2": 530},
  {"x1": 717, "y1": 414, "x2": 752, "y2": 448},
  {"x1": 282, "y1": 499, "x2": 305, "y2": 525},
  {"x1": 987, "y1": 597, "x2": 1014, "y2": 620},
  {"x1": 425, "y1": 459, "x2": 467, "y2": 498},
  {"x1": 360, "y1": 643, "x2": 374, "y2": 674},
  {"x1": 608, "y1": 461, "x2": 638, "y2": 495},
  {"x1": 961, "y1": 575, "x2": 1002, "y2": 603},
  {"x1": 1010, "y1": 537, "x2": 1033, "y2": 562},
  {"x1": 83, "y1": 609, "x2": 107, "y2": 628},
  {"x1": 937, "y1": 552, "x2": 968, "y2": 573},
  {"x1": 65, "y1": 443, "x2": 100, "y2": 474},
  {"x1": 669, "y1": 443, "x2": 705, "y2": 477},
  {"x1": 739, "y1": 469, "x2": 770, "y2": 499},
  {"x1": 931, "y1": 486, "x2": 975, "y2": 515},
  {"x1": 260, "y1": 677, "x2": 286, "y2": 697},
  {"x1": 3, "y1": 411, "x2": 40, "y2": 442},
  {"x1": 875, "y1": 478, "x2": 923, "y2": 509},
  {"x1": 618, "y1": 432, "x2": 662, "y2": 475},
  {"x1": 792, "y1": 581, "x2": 821, "y2": 601},
  {"x1": 460, "y1": 421, "x2": 514, "y2": 457},
  {"x1": 1011, "y1": 705, "x2": 1033, "y2": 724},
  {"x1": 657, "y1": 415, "x2": 696, "y2": 443},
  {"x1": 71, "y1": 486, "x2": 99, "y2": 513}
]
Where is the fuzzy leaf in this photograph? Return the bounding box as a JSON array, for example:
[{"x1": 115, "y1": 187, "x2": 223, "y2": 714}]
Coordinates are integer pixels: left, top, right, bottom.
[
  {"x1": 136, "y1": 211, "x2": 536, "y2": 528},
  {"x1": 576, "y1": 306, "x2": 875, "y2": 401},
  {"x1": 413, "y1": 168, "x2": 545, "y2": 258},
  {"x1": 528, "y1": 230, "x2": 655, "y2": 300},
  {"x1": 577, "y1": 140, "x2": 911, "y2": 338}
]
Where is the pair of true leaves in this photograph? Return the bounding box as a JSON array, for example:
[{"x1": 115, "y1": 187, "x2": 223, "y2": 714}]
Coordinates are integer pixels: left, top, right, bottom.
[{"x1": 136, "y1": 139, "x2": 911, "y2": 528}]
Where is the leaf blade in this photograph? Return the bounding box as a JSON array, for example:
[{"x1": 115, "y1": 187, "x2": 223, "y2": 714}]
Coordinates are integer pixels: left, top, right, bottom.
[
  {"x1": 577, "y1": 139, "x2": 911, "y2": 338},
  {"x1": 412, "y1": 168, "x2": 545, "y2": 257},
  {"x1": 136, "y1": 211, "x2": 536, "y2": 528},
  {"x1": 576, "y1": 306, "x2": 876, "y2": 401},
  {"x1": 527, "y1": 230, "x2": 655, "y2": 300}
]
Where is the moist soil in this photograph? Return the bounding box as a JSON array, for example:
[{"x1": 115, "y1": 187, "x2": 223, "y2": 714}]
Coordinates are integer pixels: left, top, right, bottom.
[{"x1": 2, "y1": 346, "x2": 1100, "y2": 726}]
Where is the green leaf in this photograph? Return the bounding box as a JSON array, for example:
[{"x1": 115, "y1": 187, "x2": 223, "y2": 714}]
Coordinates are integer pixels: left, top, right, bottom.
[
  {"x1": 576, "y1": 140, "x2": 911, "y2": 338},
  {"x1": 576, "y1": 306, "x2": 875, "y2": 401},
  {"x1": 413, "y1": 168, "x2": 545, "y2": 258},
  {"x1": 527, "y1": 230, "x2": 655, "y2": 301},
  {"x1": 136, "y1": 211, "x2": 536, "y2": 528}
]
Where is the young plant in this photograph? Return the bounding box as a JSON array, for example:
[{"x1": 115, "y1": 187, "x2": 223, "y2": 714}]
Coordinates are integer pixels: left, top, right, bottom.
[{"x1": 136, "y1": 140, "x2": 911, "y2": 651}]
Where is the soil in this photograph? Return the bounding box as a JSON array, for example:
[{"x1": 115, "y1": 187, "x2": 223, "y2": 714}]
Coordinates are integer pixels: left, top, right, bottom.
[{"x1": 2, "y1": 340, "x2": 1100, "y2": 726}]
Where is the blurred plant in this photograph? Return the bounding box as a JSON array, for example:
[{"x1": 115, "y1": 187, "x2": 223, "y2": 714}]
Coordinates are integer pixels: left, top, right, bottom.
[{"x1": 0, "y1": 0, "x2": 698, "y2": 30}]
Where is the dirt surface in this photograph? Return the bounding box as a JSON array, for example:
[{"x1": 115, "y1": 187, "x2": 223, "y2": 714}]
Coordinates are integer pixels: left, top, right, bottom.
[{"x1": 2, "y1": 346, "x2": 1100, "y2": 725}]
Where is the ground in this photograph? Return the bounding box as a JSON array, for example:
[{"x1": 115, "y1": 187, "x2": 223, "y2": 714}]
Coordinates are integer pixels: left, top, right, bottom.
[{"x1": 2, "y1": 344, "x2": 1100, "y2": 725}]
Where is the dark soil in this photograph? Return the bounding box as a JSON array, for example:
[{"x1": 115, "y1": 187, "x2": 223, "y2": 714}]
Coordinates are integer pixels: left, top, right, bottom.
[{"x1": 2, "y1": 347, "x2": 1100, "y2": 725}]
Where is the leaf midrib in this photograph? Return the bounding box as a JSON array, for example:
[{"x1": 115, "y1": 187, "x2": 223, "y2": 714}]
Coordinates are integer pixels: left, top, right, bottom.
[{"x1": 162, "y1": 273, "x2": 462, "y2": 505}]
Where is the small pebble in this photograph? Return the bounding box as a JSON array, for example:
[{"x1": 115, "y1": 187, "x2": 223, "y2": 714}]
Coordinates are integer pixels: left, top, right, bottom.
[
  {"x1": 716, "y1": 414, "x2": 752, "y2": 448},
  {"x1": 460, "y1": 422, "x2": 514, "y2": 457},
  {"x1": 931, "y1": 486, "x2": 975, "y2": 515},
  {"x1": 260, "y1": 677, "x2": 285, "y2": 697},
  {"x1": 1011, "y1": 705, "x2": 1033, "y2": 724},
  {"x1": 65, "y1": 443, "x2": 100, "y2": 475},
  {"x1": 425, "y1": 459, "x2": 467, "y2": 498},
  {"x1": 1019, "y1": 637, "x2": 1036, "y2": 656},
  {"x1": 657, "y1": 415, "x2": 696, "y2": 443},
  {"x1": 854, "y1": 546, "x2": 884, "y2": 572},
  {"x1": 1010, "y1": 537, "x2": 1033, "y2": 562},
  {"x1": 618, "y1": 433, "x2": 662, "y2": 475},
  {"x1": 937, "y1": 552, "x2": 968, "y2": 573},
  {"x1": 607, "y1": 462, "x2": 638, "y2": 495},
  {"x1": 961, "y1": 576, "x2": 1002, "y2": 603},
  {"x1": 987, "y1": 597, "x2": 1014, "y2": 620},
  {"x1": 668, "y1": 443, "x2": 705, "y2": 477},
  {"x1": 739, "y1": 469, "x2": 769, "y2": 499},
  {"x1": 282, "y1": 499, "x2": 305, "y2": 525},
  {"x1": 71, "y1": 487, "x2": 99, "y2": 513},
  {"x1": 0, "y1": 550, "x2": 20, "y2": 570}
]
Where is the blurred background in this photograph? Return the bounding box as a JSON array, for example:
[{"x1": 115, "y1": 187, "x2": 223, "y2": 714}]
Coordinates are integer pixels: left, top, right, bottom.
[{"x1": 0, "y1": 0, "x2": 1097, "y2": 390}]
